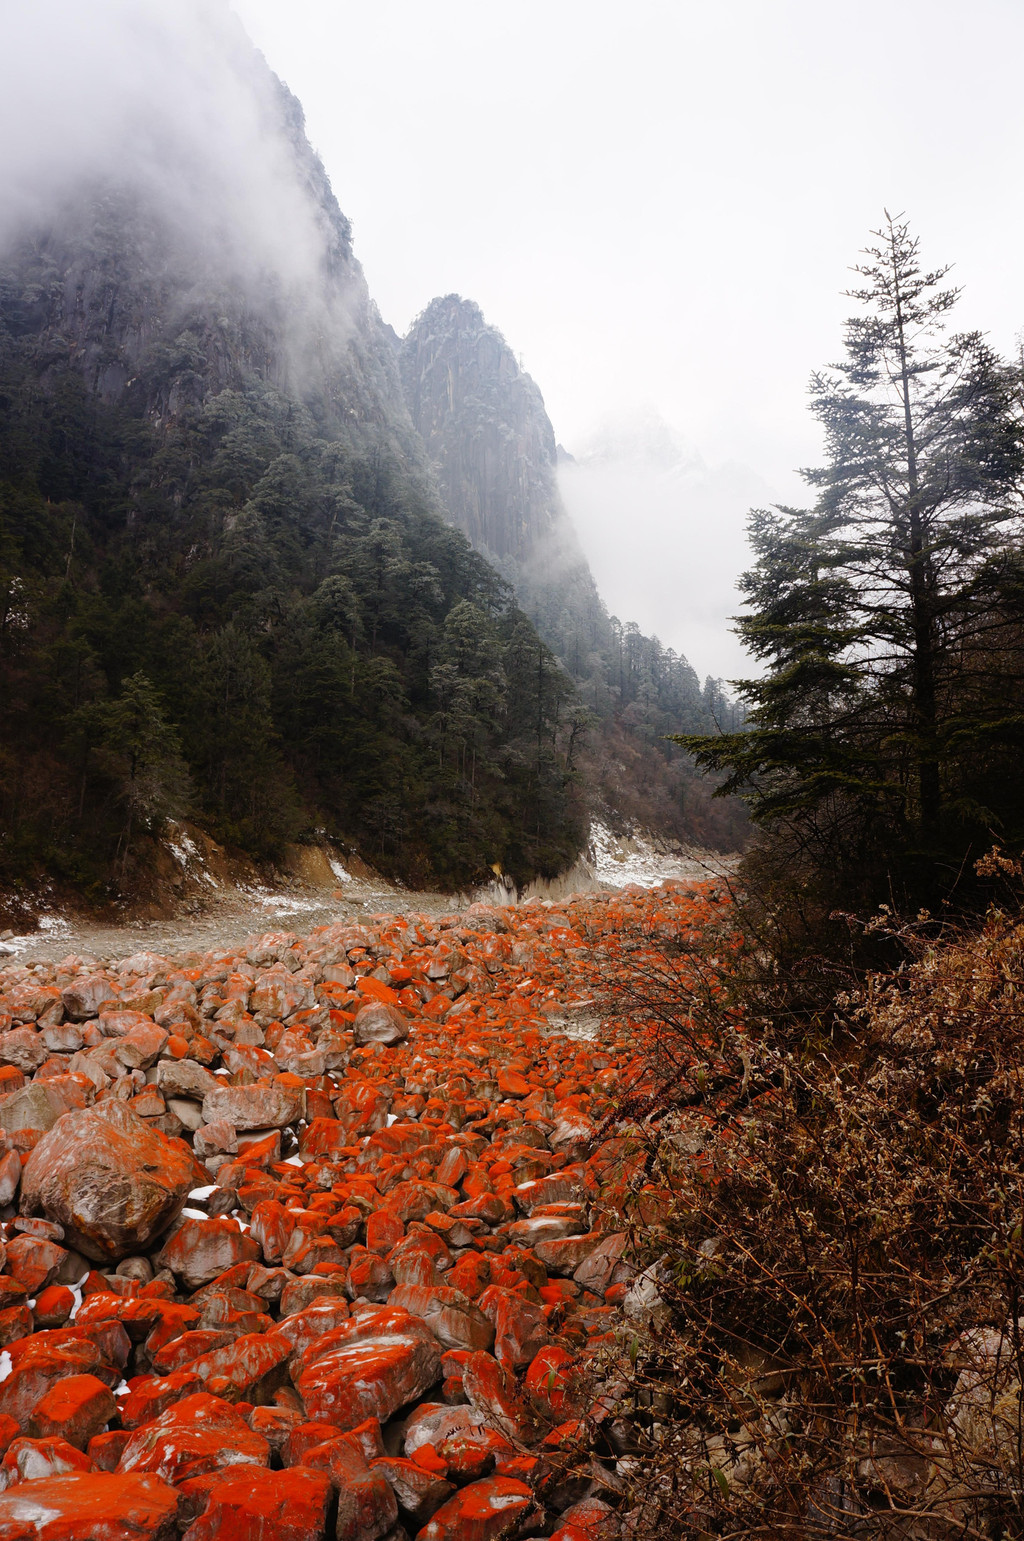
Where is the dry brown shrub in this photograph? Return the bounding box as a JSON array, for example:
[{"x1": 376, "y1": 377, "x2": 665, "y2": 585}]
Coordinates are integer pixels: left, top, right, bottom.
[{"x1": 608, "y1": 856, "x2": 1024, "y2": 1538}]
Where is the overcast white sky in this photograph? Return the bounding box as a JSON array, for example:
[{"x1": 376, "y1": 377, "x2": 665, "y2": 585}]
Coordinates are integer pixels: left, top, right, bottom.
[{"x1": 202, "y1": 4, "x2": 1024, "y2": 670}]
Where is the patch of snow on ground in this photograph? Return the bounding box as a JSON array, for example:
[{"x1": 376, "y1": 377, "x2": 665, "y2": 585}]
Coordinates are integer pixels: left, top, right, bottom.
[
  {"x1": 0, "y1": 914, "x2": 71, "y2": 955},
  {"x1": 589, "y1": 820, "x2": 725, "y2": 889},
  {"x1": 329, "y1": 857, "x2": 352, "y2": 884},
  {"x1": 167, "y1": 829, "x2": 200, "y2": 866},
  {"x1": 239, "y1": 885, "x2": 323, "y2": 917}
]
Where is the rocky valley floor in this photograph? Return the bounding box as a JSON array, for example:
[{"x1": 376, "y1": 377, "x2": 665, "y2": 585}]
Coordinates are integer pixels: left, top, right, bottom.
[{"x1": 0, "y1": 881, "x2": 724, "y2": 1540}]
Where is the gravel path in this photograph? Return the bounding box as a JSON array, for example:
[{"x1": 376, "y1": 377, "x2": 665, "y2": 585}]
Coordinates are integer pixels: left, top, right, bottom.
[
  {"x1": 0, "y1": 828, "x2": 737, "y2": 967},
  {"x1": 0, "y1": 877, "x2": 463, "y2": 966}
]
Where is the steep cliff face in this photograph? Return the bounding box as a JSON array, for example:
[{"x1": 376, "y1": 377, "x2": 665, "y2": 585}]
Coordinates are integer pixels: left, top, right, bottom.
[
  {"x1": 400, "y1": 295, "x2": 614, "y2": 681},
  {"x1": 400, "y1": 295, "x2": 568, "y2": 563},
  {"x1": 399, "y1": 295, "x2": 749, "y2": 854}
]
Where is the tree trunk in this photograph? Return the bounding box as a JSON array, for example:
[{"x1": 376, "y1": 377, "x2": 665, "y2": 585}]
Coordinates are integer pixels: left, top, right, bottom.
[{"x1": 891, "y1": 227, "x2": 941, "y2": 841}]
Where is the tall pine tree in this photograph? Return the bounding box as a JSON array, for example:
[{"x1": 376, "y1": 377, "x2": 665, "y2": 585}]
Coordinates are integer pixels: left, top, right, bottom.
[{"x1": 685, "y1": 215, "x2": 1024, "y2": 907}]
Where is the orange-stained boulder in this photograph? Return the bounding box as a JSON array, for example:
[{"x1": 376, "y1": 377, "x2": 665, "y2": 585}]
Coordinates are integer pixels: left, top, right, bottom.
[
  {"x1": 384, "y1": 1182, "x2": 459, "y2": 1225},
  {"x1": 352, "y1": 1002, "x2": 408, "y2": 1047},
  {"x1": 462, "y1": 1352, "x2": 541, "y2": 1444},
  {"x1": 372, "y1": 1454, "x2": 454, "y2": 1527},
  {"x1": 274, "y1": 1298, "x2": 351, "y2": 1359},
  {"x1": 0, "y1": 1336, "x2": 121, "y2": 1431},
  {"x1": 414, "y1": 1475, "x2": 537, "y2": 1541},
  {"x1": 389, "y1": 1285, "x2": 494, "y2": 1354},
  {"x1": 119, "y1": 1373, "x2": 202, "y2": 1431},
  {"x1": 551, "y1": 1495, "x2": 621, "y2": 1540},
  {"x1": 117, "y1": 1392, "x2": 269, "y2": 1484},
  {"x1": 4, "y1": 1237, "x2": 66, "y2": 1294},
  {"x1": 0, "y1": 1433, "x2": 94, "y2": 1488},
  {"x1": 189, "y1": 1331, "x2": 292, "y2": 1403},
  {"x1": 0, "y1": 1470, "x2": 179, "y2": 1540},
  {"x1": 177, "y1": 1464, "x2": 333, "y2": 1541},
  {"x1": 155, "y1": 1216, "x2": 260, "y2": 1291},
  {"x1": 201, "y1": 1084, "x2": 303, "y2": 1131},
  {"x1": 296, "y1": 1319, "x2": 442, "y2": 1431},
  {"x1": 20, "y1": 1102, "x2": 195, "y2": 1263},
  {"x1": 477, "y1": 1285, "x2": 549, "y2": 1369},
  {"x1": 27, "y1": 1374, "x2": 117, "y2": 1451},
  {"x1": 301, "y1": 1436, "x2": 398, "y2": 1538},
  {"x1": 402, "y1": 1402, "x2": 487, "y2": 1458}
]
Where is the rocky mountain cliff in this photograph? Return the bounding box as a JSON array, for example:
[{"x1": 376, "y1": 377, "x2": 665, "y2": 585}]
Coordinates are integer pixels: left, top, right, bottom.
[
  {"x1": 401, "y1": 296, "x2": 571, "y2": 564},
  {"x1": 400, "y1": 297, "x2": 748, "y2": 852}
]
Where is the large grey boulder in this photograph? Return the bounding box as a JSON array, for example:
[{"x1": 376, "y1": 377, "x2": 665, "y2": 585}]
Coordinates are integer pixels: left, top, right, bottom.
[
  {"x1": 20, "y1": 1101, "x2": 196, "y2": 1262},
  {"x1": 352, "y1": 1002, "x2": 409, "y2": 1047}
]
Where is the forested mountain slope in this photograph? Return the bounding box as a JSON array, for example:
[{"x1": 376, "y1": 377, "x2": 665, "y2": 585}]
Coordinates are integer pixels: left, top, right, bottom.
[
  {"x1": 401, "y1": 296, "x2": 747, "y2": 850},
  {"x1": 0, "y1": 27, "x2": 585, "y2": 900}
]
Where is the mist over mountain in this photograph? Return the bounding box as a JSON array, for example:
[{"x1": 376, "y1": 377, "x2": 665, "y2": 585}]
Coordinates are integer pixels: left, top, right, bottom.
[{"x1": 559, "y1": 408, "x2": 772, "y2": 681}]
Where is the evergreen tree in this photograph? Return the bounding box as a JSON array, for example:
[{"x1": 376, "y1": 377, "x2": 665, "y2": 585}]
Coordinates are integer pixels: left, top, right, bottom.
[{"x1": 684, "y1": 215, "x2": 1024, "y2": 904}]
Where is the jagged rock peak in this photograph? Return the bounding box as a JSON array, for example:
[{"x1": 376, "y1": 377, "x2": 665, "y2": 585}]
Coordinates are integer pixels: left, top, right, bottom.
[{"x1": 400, "y1": 295, "x2": 563, "y2": 563}]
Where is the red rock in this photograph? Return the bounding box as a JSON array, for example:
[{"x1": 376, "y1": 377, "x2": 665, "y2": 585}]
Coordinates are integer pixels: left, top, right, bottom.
[
  {"x1": 365, "y1": 1209, "x2": 404, "y2": 1255},
  {"x1": 133, "y1": 1301, "x2": 201, "y2": 1355},
  {"x1": 295, "y1": 1314, "x2": 442, "y2": 1431},
  {"x1": 572, "y1": 1233, "x2": 628, "y2": 1294},
  {"x1": 117, "y1": 1393, "x2": 269, "y2": 1483},
  {"x1": 345, "y1": 1247, "x2": 394, "y2": 1303},
  {"x1": 114, "y1": 1023, "x2": 168, "y2": 1071},
  {"x1": 190, "y1": 1331, "x2": 292, "y2": 1403},
  {"x1": 30, "y1": 1287, "x2": 73, "y2": 1330},
  {"x1": 176, "y1": 1464, "x2": 333, "y2": 1541},
  {"x1": 248, "y1": 1199, "x2": 297, "y2": 1265},
  {"x1": 274, "y1": 1298, "x2": 351, "y2": 1358},
  {"x1": 87, "y1": 1430, "x2": 132, "y2": 1472},
  {"x1": 511, "y1": 1170, "x2": 584, "y2": 1213},
  {"x1": 0, "y1": 1470, "x2": 179, "y2": 1538},
  {"x1": 0, "y1": 1418, "x2": 18, "y2": 1463},
  {"x1": 61, "y1": 977, "x2": 120, "y2": 1022},
  {"x1": 402, "y1": 1403, "x2": 487, "y2": 1458},
  {"x1": 26, "y1": 1375, "x2": 117, "y2": 1451},
  {"x1": 389, "y1": 1285, "x2": 494, "y2": 1353},
  {"x1": 532, "y1": 1232, "x2": 606, "y2": 1276},
  {"x1": 19, "y1": 1102, "x2": 195, "y2": 1263},
  {"x1": 149, "y1": 1330, "x2": 235, "y2": 1377},
  {"x1": 201, "y1": 1084, "x2": 304, "y2": 1131},
  {"x1": 414, "y1": 1476, "x2": 537, "y2": 1541},
  {"x1": 0, "y1": 1337, "x2": 121, "y2": 1431},
  {"x1": 447, "y1": 1253, "x2": 492, "y2": 1300},
  {"x1": 119, "y1": 1373, "x2": 203, "y2": 1431},
  {"x1": 301, "y1": 1437, "x2": 398, "y2": 1538},
  {"x1": 371, "y1": 1455, "x2": 454, "y2": 1526},
  {"x1": 438, "y1": 1424, "x2": 514, "y2": 1484},
  {"x1": 0, "y1": 1434, "x2": 93, "y2": 1487},
  {"x1": 282, "y1": 1421, "x2": 344, "y2": 1467},
  {"x1": 0, "y1": 1308, "x2": 33, "y2": 1351},
  {"x1": 279, "y1": 1275, "x2": 349, "y2": 1317},
  {"x1": 4, "y1": 1237, "x2": 66, "y2": 1294},
  {"x1": 477, "y1": 1285, "x2": 548, "y2": 1369},
  {"x1": 552, "y1": 1496, "x2": 621, "y2": 1540},
  {"x1": 462, "y1": 1352, "x2": 541, "y2": 1444},
  {"x1": 0, "y1": 1029, "x2": 49, "y2": 1074},
  {"x1": 155, "y1": 1217, "x2": 259, "y2": 1291},
  {"x1": 352, "y1": 1002, "x2": 408, "y2": 1047},
  {"x1": 448, "y1": 1194, "x2": 508, "y2": 1225}
]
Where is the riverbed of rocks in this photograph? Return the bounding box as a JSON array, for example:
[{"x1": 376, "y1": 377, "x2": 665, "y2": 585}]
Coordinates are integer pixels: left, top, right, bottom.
[{"x1": 0, "y1": 883, "x2": 720, "y2": 1541}]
